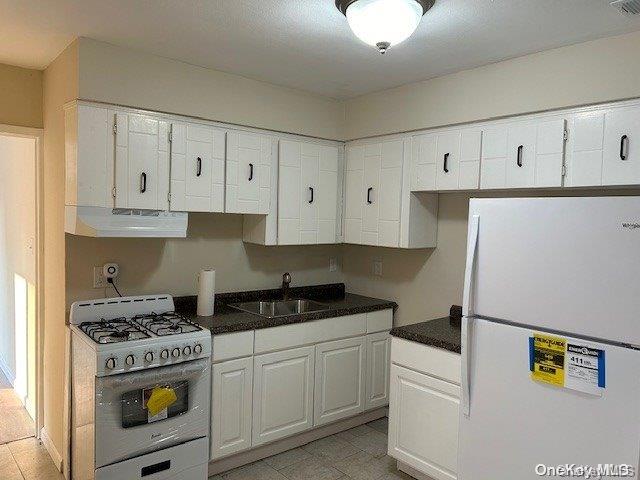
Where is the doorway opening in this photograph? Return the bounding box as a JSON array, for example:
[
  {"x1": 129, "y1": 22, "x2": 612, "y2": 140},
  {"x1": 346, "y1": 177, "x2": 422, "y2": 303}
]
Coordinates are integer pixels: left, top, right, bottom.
[{"x1": 0, "y1": 128, "x2": 42, "y2": 447}]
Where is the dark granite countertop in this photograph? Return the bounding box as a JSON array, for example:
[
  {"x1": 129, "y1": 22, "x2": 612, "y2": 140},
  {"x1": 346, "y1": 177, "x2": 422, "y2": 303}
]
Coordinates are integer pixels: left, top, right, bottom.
[
  {"x1": 175, "y1": 283, "x2": 397, "y2": 335},
  {"x1": 390, "y1": 307, "x2": 461, "y2": 354}
]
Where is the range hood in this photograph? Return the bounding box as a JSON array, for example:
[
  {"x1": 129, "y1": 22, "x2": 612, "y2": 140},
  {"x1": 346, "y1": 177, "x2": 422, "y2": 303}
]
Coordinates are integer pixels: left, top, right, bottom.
[{"x1": 65, "y1": 206, "x2": 188, "y2": 238}]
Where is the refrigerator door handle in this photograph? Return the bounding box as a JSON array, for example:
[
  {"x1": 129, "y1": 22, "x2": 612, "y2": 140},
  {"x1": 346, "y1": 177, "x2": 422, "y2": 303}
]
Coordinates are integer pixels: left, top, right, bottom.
[
  {"x1": 461, "y1": 316, "x2": 473, "y2": 417},
  {"x1": 461, "y1": 214, "x2": 479, "y2": 417},
  {"x1": 462, "y1": 215, "x2": 480, "y2": 317}
]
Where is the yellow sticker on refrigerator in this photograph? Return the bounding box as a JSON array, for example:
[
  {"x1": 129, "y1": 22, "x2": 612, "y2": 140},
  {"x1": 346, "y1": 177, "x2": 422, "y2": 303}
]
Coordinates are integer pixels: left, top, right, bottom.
[
  {"x1": 530, "y1": 333, "x2": 566, "y2": 387},
  {"x1": 529, "y1": 333, "x2": 606, "y2": 396}
]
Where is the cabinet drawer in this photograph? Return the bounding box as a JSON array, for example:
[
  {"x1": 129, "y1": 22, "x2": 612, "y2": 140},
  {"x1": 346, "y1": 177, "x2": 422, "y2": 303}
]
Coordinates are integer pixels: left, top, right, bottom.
[
  {"x1": 212, "y1": 331, "x2": 254, "y2": 362},
  {"x1": 366, "y1": 309, "x2": 393, "y2": 333},
  {"x1": 254, "y1": 314, "x2": 366, "y2": 354},
  {"x1": 391, "y1": 337, "x2": 460, "y2": 385}
]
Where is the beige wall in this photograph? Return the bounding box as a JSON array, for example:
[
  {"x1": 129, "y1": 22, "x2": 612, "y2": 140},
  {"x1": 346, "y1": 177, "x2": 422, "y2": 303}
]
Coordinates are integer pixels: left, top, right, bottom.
[
  {"x1": 345, "y1": 30, "x2": 640, "y2": 140},
  {"x1": 66, "y1": 213, "x2": 343, "y2": 306},
  {"x1": 77, "y1": 38, "x2": 345, "y2": 141},
  {"x1": 0, "y1": 63, "x2": 43, "y2": 128},
  {"x1": 43, "y1": 40, "x2": 78, "y2": 458}
]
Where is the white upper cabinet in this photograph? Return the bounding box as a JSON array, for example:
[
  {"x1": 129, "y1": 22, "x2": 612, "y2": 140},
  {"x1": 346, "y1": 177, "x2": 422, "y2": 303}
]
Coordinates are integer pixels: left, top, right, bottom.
[
  {"x1": 480, "y1": 119, "x2": 566, "y2": 189},
  {"x1": 411, "y1": 129, "x2": 481, "y2": 191},
  {"x1": 65, "y1": 103, "x2": 114, "y2": 208},
  {"x1": 345, "y1": 140, "x2": 403, "y2": 247},
  {"x1": 170, "y1": 122, "x2": 225, "y2": 212},
  {"x1": 602, "y1": 106, "x2": 640, "y2": 185},
  {"x1": 565, "y1": 111, "x2": 605, "y2": 187},
  {"x1": 114, "y1": 112, "x2": 170, "y2": 210},
  {"x1": 278, "y1": 140, "x2": 340, "y2": 245},
  {"x1": 226, "y1": 131, "x2": 273, "y2": 214}
]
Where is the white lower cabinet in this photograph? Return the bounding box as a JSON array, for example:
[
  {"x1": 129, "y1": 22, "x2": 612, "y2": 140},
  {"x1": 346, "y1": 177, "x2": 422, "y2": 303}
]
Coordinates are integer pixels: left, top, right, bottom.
[
  {"x1": 365, "y1": 332, "x2": 390, "y2": 410},
  {"x1": 389, "y1": 364, "x2": 459, "y2": 480},
  {"x1": 314, "y1": 337, "x2": 366, "y2": 426},
  {"x1": 211, "y1": 357, "x2": 253, "y2": 460},
  {"x1": 252, "y1": 346, "x2": 315, "y2": 446}
]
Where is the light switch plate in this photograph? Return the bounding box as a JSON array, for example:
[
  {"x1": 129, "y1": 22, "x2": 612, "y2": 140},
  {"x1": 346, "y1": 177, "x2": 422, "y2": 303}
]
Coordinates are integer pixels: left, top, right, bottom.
[
  {"x1": 93, "y1": 267, "x2": 107, "y2": 288},
  {"x1": 329, "y1": 257, "x2": 338, "y2": 272},
  {"x1": 373, "y1": 258, "x2": 383, "y2": 276}
]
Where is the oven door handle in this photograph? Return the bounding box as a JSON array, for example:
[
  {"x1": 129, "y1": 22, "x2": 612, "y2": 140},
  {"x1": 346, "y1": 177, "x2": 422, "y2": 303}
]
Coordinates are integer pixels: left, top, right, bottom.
[{"x1": 98, "y1": 358, "x2": 209, "y2": 389}]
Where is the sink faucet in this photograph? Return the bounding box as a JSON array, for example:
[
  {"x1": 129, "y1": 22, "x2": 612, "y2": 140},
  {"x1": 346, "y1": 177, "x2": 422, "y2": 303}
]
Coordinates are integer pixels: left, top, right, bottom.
[{"x1": 282, "y1": 272, "x2": 291, "y2": 300}]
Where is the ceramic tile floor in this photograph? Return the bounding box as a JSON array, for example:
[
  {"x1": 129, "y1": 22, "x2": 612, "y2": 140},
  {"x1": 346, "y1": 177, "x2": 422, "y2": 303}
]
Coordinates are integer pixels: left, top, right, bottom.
[
  {"x1": 0, "y1": 371, "x2": 36, "y2": 445},
  {"x1": 0, "y1": 437, "x2": 64, "y2": 480},
  {"x1": 213, "y1": 417, "x2": 414, "y2": 480}
]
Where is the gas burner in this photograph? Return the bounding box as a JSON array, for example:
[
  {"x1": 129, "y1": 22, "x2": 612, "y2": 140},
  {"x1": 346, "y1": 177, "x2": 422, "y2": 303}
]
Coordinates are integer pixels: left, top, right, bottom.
[
  {"x1": 131, "y1": 312, "x2": 202, "y2": 336},
  {"x1": 80, "y1": 318, "x2": 151, "y2": 344}
]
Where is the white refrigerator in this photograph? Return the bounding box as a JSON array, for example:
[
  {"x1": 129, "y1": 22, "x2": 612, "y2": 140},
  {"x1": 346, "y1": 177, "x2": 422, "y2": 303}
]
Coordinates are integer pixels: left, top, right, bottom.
[{"x1": 459, "y1": 197, "x2": 640, "y2": 480}]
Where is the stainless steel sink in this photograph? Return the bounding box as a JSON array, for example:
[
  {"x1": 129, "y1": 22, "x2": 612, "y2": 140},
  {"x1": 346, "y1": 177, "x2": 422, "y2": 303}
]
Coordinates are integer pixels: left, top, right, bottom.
[{"x1": 229, "y1": 299, "x2": 329, "y2": 318}]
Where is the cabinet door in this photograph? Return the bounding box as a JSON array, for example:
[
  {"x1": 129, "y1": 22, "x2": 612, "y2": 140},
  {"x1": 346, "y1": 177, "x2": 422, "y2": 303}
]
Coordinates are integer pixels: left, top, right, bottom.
[
  {"x1": 252, "y1": 346, "x2": 315, "y2": 446},
  {"x1": 314, "y1": 337, "x2": 366, "y2": 426},
  {"x1": 566, "y1": 112, "x2": 605, "y2": 187},
  {"x1": 504, "y1": 123, "x2": 536, "y2": 188},
  {"x1": 278, "y1": 140, "x2": 302, "y2": 245},
  {"x1": 115, "y1": 112, "x2": 169, "y2": 210},
  {"x1": 317, "y1": 145, "x2": 339, "y2": 244},
  {"x1": 378, "y1": 141, "x2": 403, "y2": 247},
  {"x1": 411, "y1": 134, "x2": 437, "y2": 191},
  {"x1": 480, "y1": 126, "x2": 508, "y2": 189},
  {"x1": 362, "y1": 143, "x2": 381, "y2": 246},
  {"x1": 435, "y1": 131, "x2": 461, "y2": 191},
  {"x1": 344, "y1": 145, "x2": 364, "y2": 244},
  {"x1": 226, "y1": 131, "x2": 272, "y2": 214},
  {"x1": 458, "y1": 130, "x2": 482, "y2": 190},
  {"x1": 389, "y1": 364, "x2": 459, "y2": 480},
  {"x1": 365, "y1": 332, "x2": 390, "y2": 411},
  {"x1": 170, "y1": 122, "x2": 225, "y2": 212},
  {"x1": 602, "y1": 106, "x2": 640, "y2": 185},
  {"x1": 299, "y1": 143, "x2": 320, "y2": 244},
  {"x1": 67, "y1": 104, "x2": 114, "y2": 208},
  {"x1": 211, "y1": 357, "x2": 253, "y2": 460}
]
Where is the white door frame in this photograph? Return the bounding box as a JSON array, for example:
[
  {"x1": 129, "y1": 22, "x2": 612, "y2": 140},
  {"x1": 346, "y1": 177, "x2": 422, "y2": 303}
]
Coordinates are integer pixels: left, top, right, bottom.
[{"x1": 0, "y1": 123, "x2": 45, "y2": 440}]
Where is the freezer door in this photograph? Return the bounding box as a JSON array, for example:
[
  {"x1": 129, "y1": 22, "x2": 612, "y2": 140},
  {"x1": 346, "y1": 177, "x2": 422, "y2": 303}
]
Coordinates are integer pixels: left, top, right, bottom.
[
  {"x1": 466, "y1": 196, "x2": 640, "y2": 346},
  {"x1": 458, "y1": 318, "x2": 640, "y2": 480}
]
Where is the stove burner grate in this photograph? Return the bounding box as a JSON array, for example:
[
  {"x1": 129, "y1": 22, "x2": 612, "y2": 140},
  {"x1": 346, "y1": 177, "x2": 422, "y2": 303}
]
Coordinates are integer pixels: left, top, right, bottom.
[
  {"x1": 79, "y1": 318, "x2": 151, "y2": 344},
  {"x1": 131, "y1": 312, "x2": 202, "y2": 336}
]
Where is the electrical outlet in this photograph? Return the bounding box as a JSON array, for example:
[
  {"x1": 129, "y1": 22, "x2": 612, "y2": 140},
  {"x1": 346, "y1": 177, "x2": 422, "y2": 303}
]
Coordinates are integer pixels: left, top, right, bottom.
[
  {"x1": 93, "y1": 267, "x2": 107, "y2": 288},
  {"x1": 373, "y1": 258, "x2": 383, "y2": 276},
  {"x1": 329, "y1": 257, "x2": 338, "y2": 272}
]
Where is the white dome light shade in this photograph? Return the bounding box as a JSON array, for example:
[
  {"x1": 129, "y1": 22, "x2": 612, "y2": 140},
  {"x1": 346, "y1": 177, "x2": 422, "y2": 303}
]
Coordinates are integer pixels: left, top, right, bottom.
[{"x1": 345, "y1": 0, "x2": 424, "y2": 53}]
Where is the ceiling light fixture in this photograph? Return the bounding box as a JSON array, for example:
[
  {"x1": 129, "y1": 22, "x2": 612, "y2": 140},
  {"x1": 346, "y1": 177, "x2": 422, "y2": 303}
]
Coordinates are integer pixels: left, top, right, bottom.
[{"x1": 336, "y1": 0, "x2": 434, "y2": 54}]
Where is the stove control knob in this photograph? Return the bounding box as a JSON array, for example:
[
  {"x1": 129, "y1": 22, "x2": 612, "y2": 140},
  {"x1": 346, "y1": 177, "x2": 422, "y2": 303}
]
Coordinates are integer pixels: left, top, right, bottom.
[
  {"x1": 125, "y1": 355, "x2": 135, "y2": 366},
  {"x1": 145, "y1": 352, "x2": 154, "y2": 363},
  {"x1": 193, "y1": 344, "x2": 203, "y2": 355},
  {"x1": 172, "y1": 348, "x2": 181, "y2": 358},
  {"x1": 160, "y1": 349, "x2": 169, "y2": 360},
  {"x1": 105, "y1": 357, "x2": 117, "y2": 370},
  {"x1": 183, "y1": 346, "x2": 192, "y2": 356}
]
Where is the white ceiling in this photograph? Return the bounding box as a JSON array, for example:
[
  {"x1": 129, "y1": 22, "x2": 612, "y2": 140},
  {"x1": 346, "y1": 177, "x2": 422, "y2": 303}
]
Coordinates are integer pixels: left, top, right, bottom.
[{"x1": 1, "y1": 0, "x2": 640, "y2": 99}]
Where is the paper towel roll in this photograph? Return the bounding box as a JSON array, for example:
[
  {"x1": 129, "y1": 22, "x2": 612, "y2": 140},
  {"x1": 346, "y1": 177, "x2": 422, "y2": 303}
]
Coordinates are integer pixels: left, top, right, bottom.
[{"x1": 197, "y1": 269, "x2": 215, "y2": 316}]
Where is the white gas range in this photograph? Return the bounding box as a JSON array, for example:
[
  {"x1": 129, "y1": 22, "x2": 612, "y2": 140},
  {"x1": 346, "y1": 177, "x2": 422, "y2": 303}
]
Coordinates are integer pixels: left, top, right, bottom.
[{"x1": 69, "y1": 294, "x2": 211, "y2": 480}]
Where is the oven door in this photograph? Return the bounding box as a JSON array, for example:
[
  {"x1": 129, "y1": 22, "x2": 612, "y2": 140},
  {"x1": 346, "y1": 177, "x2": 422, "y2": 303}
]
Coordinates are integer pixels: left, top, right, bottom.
[{"x1": 94, "y1": 358, "x2": 210, "y2": 468}]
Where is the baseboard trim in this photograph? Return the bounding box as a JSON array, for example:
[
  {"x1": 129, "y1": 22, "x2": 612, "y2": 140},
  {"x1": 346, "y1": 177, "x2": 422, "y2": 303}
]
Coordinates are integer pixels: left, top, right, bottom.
[
  {"x1": 0, "y1": 355, "x2": 16, "y2": 386},
  {"x1": 209, "y1": 407, "x2": 388, "y2": 476},
  {"x1": 40, "y1": 427, "x2": 63, "y2": 472}
]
